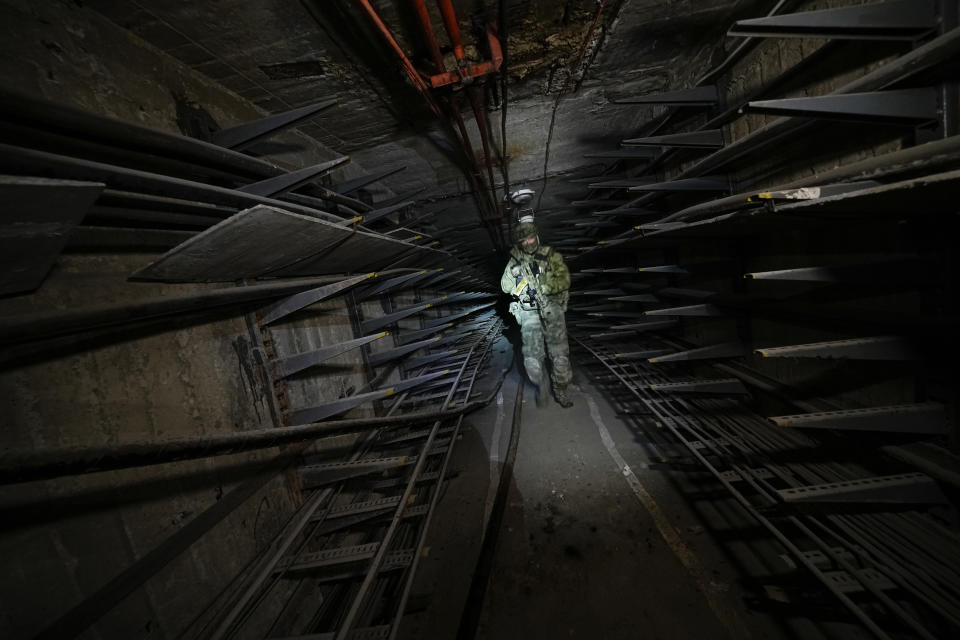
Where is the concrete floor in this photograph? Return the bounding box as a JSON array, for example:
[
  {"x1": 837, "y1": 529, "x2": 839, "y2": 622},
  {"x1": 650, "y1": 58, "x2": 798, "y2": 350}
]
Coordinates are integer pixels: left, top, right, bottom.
[{"x1": 400, "y1": 339, "x2": 849, "y2": 640}]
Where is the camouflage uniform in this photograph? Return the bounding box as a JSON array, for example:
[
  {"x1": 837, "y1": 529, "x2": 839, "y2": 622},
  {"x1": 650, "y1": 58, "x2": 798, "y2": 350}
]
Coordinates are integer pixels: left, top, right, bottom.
[{"x1": 500, "y1": 221, "x2": 573, "y2": 407}]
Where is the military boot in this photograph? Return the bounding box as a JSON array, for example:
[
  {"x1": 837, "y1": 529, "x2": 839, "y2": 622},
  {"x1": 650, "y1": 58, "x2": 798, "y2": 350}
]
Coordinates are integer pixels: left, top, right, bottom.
[{"x1": 554, "y1": 386, "x2": 573, "y2": 408}]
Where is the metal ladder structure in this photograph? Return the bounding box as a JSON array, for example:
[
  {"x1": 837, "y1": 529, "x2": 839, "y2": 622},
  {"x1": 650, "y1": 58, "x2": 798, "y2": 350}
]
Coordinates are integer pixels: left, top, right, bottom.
[
  {"x1": 190, "y1": 289, "x2": 503, "y2": 640},
  {"x1": 572, "y1": 332, "x2": 959, "y2": 640}
]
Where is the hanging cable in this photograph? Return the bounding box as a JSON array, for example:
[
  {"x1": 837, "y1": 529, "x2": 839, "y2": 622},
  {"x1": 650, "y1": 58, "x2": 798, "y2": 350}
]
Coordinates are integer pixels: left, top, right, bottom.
[
  {"x1": 537, "y1": 0, "x2": 608, "y2": 210},
  {"x1": 498, "y1": 0, "x2": 512, "y2": 243}
]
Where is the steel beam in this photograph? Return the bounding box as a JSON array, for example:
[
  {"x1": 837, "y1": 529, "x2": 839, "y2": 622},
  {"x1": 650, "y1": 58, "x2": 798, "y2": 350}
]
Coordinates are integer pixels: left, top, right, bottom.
[
  {"x1": 589, "y1": 330, "x2": 638, "y2": 340},
  {"x1": 770, "y1": 402, "x2": 948, "y2": 434},
  {"x1": 274, "y1": 332, "x2": 390, "y2": 378},
  {"x1": 743, "y1": 260, "x2": 933, "y2": 283},
  {"x1": 333, "y1": 166, "x2": 406, "y2": 194},
  {"x1": 583, "y1": 148, "x2": 658, "y2": 159},
  {"x1": 645, "y1": 304, "x2": 723, "y2": 317},
  {"x1": 0, "y1": 143, "x2": 348, "y2": 223},
  {"x1": 570, "y1": 198, "x2": 631, "y2": 207},
  {"x1": 288, "y1": 371, "x2": 450, "y2": 423},
  {"x1": 756, "y1": 336, "x2": 920, "y2": 360},
  {"x1": 574, "y1": 220, "x2": 621, "y2": 228},
  {"x1": 360, "y1": 200, "x2": 414, "y2": 224},
  {"x1": 608, "y1": 294, "x2": 660, "y2": 303},
  {"x1": 587, "y1": 178, "x2": 660, "y2": 189},
  {"x1": 628, "y1": 177, "x2": 730, "y2": 192},
  {"x1": 238, "y1": 157, "x2": 349, "y2": 197},
  {"x1": 649, "y1": 342, "x2": 746, "y2": 363},
  {"x1": 376, "y1": 187, "x2": 426, "y2": 208},
  {"x1": 747, "y1": 88, "x2": 939, "y2": 123},
  {"x1": 622, "y1": 129, "x2": 724, "y2": 148},
  {"x1": 360, "y1": 295, "x2": 451, "y2": 333},
  {"x1": 397, "y1": 323, "x2": 452, "y2": 345},
  {"x1": 0, "y1": 177, "x2": 103, "y2": 296},
  {"x1": 649, "y1": 378, "x2": 749, "y2": 395},
  {"x1": 210, "y1": 98, "x2": 338, "y2": 149},
  {"x1": 571, "y1": 287, "x2": 625, "y2": 295},
  {"x1": 671, "y1": 28, "x2": 960, "y2": 183},
  {"x1": 1, "y1": 274, "x2": 364, "y2": 345},
  {"x1": 568, "y1": 174, "x2": 627, "y2": 183},
  {"x1": 591, "y1": 207, "x2": 663, "y2": 218},
  {"x1": 610, "y1": 348, "x2": 673, "y2": 360},
  {"x1": 259, "y1": 273, "x2": 377, "y2": 325},
  {"x1": 298, "y1": 458, "x2": 413, "y2": 487},
  {"x1": 355, "y1": 269, "x2": 432, "y2": 300},
  {"x1": 748, "y1": 180, "x2": 881, "y2": 202},
  {"x1": 421, "y1": 302, "x2": 494, "y2": 328},
  {"x1": 368, "y1": 336, "x2": 449, "y2": 367},
  {"x1": 777, "y1": 473, "x2": 947, "y2": 505},
  {"x1": 404, "y1": 349, "x2": 461, "y2": 369},
  {"x1": 637, "y1": 264, "x2": 689, "y2": 274},
  {"x1": 728, "y1": 0, "x2": 936, "y2": 41}
]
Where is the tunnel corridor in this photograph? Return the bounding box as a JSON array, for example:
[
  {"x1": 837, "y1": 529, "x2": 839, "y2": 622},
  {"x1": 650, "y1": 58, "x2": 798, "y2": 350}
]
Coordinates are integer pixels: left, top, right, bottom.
[{"x1": 1, "y1": 1, "x2": 959, "y2": 639}]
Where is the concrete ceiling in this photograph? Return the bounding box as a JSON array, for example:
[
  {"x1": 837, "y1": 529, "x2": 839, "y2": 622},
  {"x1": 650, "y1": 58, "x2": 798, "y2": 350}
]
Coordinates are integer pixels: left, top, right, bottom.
[{"x1": 85, "y1": 0, "x2": 772, "y2": 257}]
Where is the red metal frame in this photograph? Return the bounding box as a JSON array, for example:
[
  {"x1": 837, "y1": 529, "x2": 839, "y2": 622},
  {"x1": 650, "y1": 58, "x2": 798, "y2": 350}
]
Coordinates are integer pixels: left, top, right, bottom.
[
  {"x1": 429, "y1": 28, "x2": 503, "y2": 88},
  {"x1": 358, "y1": 0, "x2": 507, "y2": 241}
]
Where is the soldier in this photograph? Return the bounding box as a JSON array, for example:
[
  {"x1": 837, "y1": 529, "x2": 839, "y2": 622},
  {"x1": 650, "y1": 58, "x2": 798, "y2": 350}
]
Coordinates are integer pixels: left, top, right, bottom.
[{"x1": 501, "y1": 213, "x2": 574, "y2": 408}]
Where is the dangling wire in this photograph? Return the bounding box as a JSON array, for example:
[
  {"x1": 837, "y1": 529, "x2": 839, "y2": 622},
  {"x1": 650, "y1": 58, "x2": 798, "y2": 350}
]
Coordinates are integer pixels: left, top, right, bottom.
[
  {"x1": 537, "y1": 0, "x2": 609, "y2": 211},
  {"x1": 498, "y1": 0, "x2": 513, "y2": 247}
]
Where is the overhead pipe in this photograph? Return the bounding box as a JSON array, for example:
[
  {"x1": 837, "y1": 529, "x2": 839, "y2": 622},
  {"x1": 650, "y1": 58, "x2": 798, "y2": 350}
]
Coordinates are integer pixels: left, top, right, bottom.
[
  {"x1": 0, "y1": 272, "x2": 410, "y2": 345},
  {"x1": 413, "y1": 0, "x2": 505, "y2": 246},
  {"x1": 360, "y1": 0, "x2": 505, "y2": 248},
  {"x1": 433, "y1": 1, "x2": 504, "y2": 229},
  {"x1": 414, "y1": 0, "x2": 446, "y2": 71},
  {"x1": 0, "y1": 331, "x2": 506, "y2": 485},
  {"x1": 356, "y1": 0, "x2": 439, "y2": 114},
  {"x1": 436, "y1": 0, "x2": 466, "y2": 62}
]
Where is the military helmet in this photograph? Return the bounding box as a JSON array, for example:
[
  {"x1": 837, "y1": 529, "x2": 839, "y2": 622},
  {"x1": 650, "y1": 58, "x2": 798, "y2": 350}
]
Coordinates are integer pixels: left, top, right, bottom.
[
  {"x1": 512, "y1": 220, "x2": 538, "y2": 245},
  {"x1": 512, "y1": 214, "x2": 540, "y2": 253}
]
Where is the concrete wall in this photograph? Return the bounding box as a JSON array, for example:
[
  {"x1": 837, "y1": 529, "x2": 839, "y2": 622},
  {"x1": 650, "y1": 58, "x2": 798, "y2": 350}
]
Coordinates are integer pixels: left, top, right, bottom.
[{"x1": 0, "y1": 2, "x2": 416, "y2": 637}]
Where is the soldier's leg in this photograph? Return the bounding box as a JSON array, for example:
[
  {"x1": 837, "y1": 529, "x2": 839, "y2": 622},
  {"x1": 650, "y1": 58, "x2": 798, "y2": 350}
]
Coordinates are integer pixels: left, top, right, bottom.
[
  {"x1": 540, "y1": 303, "x2": 573, "y2": 407},
  {"x1": 518, "y1": 308, "x2": 546, "y2": 387}
]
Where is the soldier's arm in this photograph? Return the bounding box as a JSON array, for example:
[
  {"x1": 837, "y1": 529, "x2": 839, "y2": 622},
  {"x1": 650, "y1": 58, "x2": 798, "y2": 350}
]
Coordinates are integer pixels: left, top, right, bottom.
[
  {"x1": 500, "y1": 257, "x2": 519, "y2": 294},
  {"x1": 540, "y1": 250, "x2": 570, "y2": 295}
]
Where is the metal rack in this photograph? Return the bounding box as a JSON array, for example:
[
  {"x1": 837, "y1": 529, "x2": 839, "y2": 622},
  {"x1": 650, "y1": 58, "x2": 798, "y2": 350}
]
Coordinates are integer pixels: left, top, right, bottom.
[
  {"x1": 554, "y1": 6, "x2": 960, "y2": 637},
  {"x1": 573, "y1": 332, "x2": 959, "y2": 640},
  {"x1": 192, "y1": 306, "x2": 503, "y2": 639}
]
